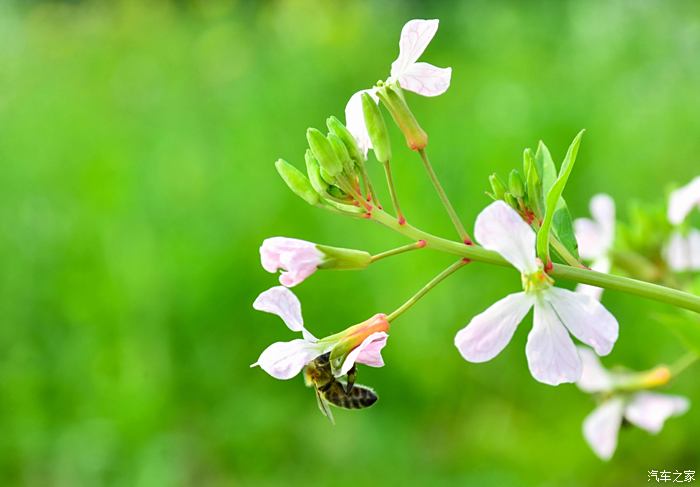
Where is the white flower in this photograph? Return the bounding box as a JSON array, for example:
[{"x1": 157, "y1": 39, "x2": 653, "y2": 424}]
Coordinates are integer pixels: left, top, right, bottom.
[
  {"x1": 260, "y1": 237, "x2": 324, "y2": 287},
  {"x1": 664, "y1": 176, "x2": 700, "y2": 271},
  {"x1": 251, "y1": 286, "x2": 389, "y2": 380},
  {"x1": 576, "y1": 348, "x2": 690, "y2": 461},
  {"x1": 454, "y1": 201, "x2": 619, "y2": 386},
  {"x1": 574, "y1": 194, "x2": 615, "y2": 300},
  {"x1": 668, "y1": 176, "x2": 700, "y2": 225},
  {"x1": 344, "y1": 19, "x2": 452, "y2": 155}
]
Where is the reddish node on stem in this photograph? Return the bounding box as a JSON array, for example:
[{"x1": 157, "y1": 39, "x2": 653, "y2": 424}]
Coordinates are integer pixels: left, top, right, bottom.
[
  {"x1": 544, "y1": 260, "x2": 553, "y2": 272},
  {"x1": 463, "y1": 238, "x2": 474, "y2": 246},
  {"x1": 461, "y1": 257, "x2": 471, "y2": 263},
  {"x1": 416, "y1": 240, "x2": 427, "y2": 248},
  {"x1": 363, "y1": 211, "x2": 372, "y2": 219},
  {"x1": 398, "y1": 216, "x2": 406, "y2": 225}
]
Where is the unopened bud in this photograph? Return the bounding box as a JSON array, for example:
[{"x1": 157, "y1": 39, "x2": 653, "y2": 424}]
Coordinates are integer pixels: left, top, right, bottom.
[
  {"x1": 275, "y1": 159, "x2": 319, "y2": 205},
  {"x1": 327, "y1": 116, "x2": 364, "y2": 164},
  {"x1": 488, "y1": 173, "x2": 507, "y2": 200},
  {"x1": 509, "y1": 169, "x2": 525, "y2": 198},
  {"x1": 307, "y1": 128, "x2": 343, "y2": 177},
  {"x1": 305, "y1": 149, "x2": 328, "y2": 195},
  {"x1": 361, "y1": 92, "x2": 392, "y2": 163},
  {"x1": 504, "y1": 192, "x2": 518, "y2": 209},
  {"x1": 328, "y1": 132, "x2": 354, "y2": 174},
  {"x1": 317, "y1": 244, "x2": 372, "y2": 270},
  {"x1": 376, "y1": 85, "x2": 428, "y2": 151}
]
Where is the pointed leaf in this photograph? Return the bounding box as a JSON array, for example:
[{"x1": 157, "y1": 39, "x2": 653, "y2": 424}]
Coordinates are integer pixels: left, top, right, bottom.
[{"x1": 552, "y1": 198, "x2": 580, "y2": 260}]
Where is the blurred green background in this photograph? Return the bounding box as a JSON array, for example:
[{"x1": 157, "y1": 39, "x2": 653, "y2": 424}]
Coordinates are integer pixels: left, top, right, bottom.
[{"x1": 1, "y1": 0, "x2": 699, "y2": 485}]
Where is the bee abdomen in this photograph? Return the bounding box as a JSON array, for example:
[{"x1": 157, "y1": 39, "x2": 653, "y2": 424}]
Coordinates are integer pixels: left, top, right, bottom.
[
  {"x1": 348, "y1": 385, "x2": 378, "y2": 409},
  {"x1": 324, "y1": 382, "x2": 377, "y2": 409}
]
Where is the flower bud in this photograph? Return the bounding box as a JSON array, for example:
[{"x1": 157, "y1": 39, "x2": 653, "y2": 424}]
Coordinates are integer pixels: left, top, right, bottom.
[
  {"x1": 509, "y1": 169, "x2": 525, "y2": 199},
  {"x1": 306, "y1": 128, "x2": 343, "y2": 178},
  {"x1": 327, "y1": 116, "x2": 364, "y2": 164},
  {"x1": 275, "y1": 159, "x2": 319, "y2": 205},
  {"x1": 376, "y1": 85, "x2": 428, "y2": 151},
  {"x1": 328, "y1": 132, "x2": 355, "y2": 175},
  {"x1": 361, "y1": 92, "x2": 392, "y2": 163},
  {"x1": 328, "y1": 313, "x2": 390, "y2": 376},
  {"x1": 304, "y1": 149, "x2": 328, "y2": 195},
  {"x1": 316, "y1": 244, "x2": 371, "y2": 270},
  {"x1": 488, "y1": 173, "x2": 507, "y2": 200}
]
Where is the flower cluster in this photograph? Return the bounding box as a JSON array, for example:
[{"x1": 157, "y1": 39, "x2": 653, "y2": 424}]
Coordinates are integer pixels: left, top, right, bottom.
[{"x1": 256, "y1": 17, "x2": 698, "y2": 460}]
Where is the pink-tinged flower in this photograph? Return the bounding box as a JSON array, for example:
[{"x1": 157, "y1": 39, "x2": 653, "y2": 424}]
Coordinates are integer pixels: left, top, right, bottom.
[
  {"x1": 454, "y1": 201, "x2": 619, "y2": 386},
  {"x1": 251, "y1": 286, "x2": 389, "y2": 380},
  {"x1": 664, "y1": 229, "x2": 700, "y2": 272},
  {"x1": 668, "y1": 176, "x2": 700, "y2": 226},
  {"x1": 260, "y1": 237, "x2": 323, "y2": 287},
  {"x1": 576, "y1": 348, "x2": 689, "y2": 461},
  {"x1": 344, "y1": 19, "x2": 451, "y2": 155},
  {"x1": 574, "y1": 194, "x2": 615, "y2": 300}
]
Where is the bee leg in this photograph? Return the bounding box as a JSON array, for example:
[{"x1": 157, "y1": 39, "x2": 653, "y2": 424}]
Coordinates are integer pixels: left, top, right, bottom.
[{"x1": 345, "y1": 365, "x2": 357, "y2": 394}]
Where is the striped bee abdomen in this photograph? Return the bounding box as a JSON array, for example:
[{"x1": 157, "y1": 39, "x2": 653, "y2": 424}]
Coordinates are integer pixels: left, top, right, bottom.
[{"x1": 322, "y1": 381, "x2": 378, "y2": 409}]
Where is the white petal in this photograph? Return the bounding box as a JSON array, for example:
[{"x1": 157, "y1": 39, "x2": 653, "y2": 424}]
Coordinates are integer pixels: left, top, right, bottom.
[
  {"x1": 574, "y1": 194, "x2": 615, "y2": 261},
  {"x1": 664, "y1": 231, "x2": 690, "y2": 272},
  {"x1": 344, "y1": 89, "x2": 378, "y2": 157},
  {"x1": 583, "y1": 398, "x2": 625, "y2": 461},
  {"x1": 574, "y1": 218, "x2": 606, "y2": 260},
  {"x1": 251, "y1": 339, "x2": 324, "y2": 380},
  {"x1": 624, "y1": 392, "x2": 690, "y2": 434},
  {"x1": 546, "y1": 287, "x2": 618, "y2": 356},
  {"x1": 390, "y1": 19, "x2": 439, "y2": 79},
  {"x1": 689, "y1": 229, "x2": 700, "y2": 270},
  {"x1": 398, "y1": 63, "x2": 451, "y2": 97},
  {"x1": 253, "y1": 287, "x2": 315, "y2": 341},
  {"x1": 575, "y1": 346, "x2": 614, "y2": 393},
  {"x1": 526, "y1": 299, "x2": 582, "y2": 385},
  {"x1": 668, "y1": 176, "x2": 700, "y2": 225},
  {"x1": 455, "y1": 292, "x2": 533, "y2": 362},
  {"x1": 590, "y1": 194, "x2": 615, "y2": 241},
  {"x1": 575, "y1": 257, "x2": 610, "y2": 301},
  {"x1": 474, "y1": 201, "x2": 538, "y2": 274},
  {"x1": 339, "y1": 331, "x2": 388, "y2": 376}
]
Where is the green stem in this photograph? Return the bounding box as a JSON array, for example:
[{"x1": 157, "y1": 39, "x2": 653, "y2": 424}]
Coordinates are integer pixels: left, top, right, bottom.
[
  {"x1": 371, "y1": 240, "x2": 425, "y2": 263},
  {"x1": 386, "y1": 259, "x2": 468, "y2": 322},
  {"x1": 357, "y1": 158, "x2": 380, "y2": 207},
  {"x1": 370, "y1": 208, "x2": 700, "y2": 314},
  {"x1": 550, "y1": 235, "x2": 585, "y2": 268},
  {"x1": 418, "y1": 148, "x2": 472, "y2": 244},
  {"x1": 669, "y1": 352, "x2": 698, "y2": 377},
  {"x1": 382, "y1": 160, "x2": 405, "y2": 223}
]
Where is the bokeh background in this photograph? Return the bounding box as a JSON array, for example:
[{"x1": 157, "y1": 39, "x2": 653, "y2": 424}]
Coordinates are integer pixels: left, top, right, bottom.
[{"x1": 1, "y1": 0, "x2": 699, "y2": 485}]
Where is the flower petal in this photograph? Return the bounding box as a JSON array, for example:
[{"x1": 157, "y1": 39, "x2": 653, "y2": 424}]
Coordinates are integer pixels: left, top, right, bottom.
[
  {"x1": 474, "y1": 201, "x2": 538, "y2": 274},
  {"x1": 253, "y1": 287, "x2": 315, "y2": 339},
  {"x1": 664, "y1": 231, "x2": 690, "y2": 272},
  {"x1": 455, "y1": 292, "x2": 533, "y2": 363},
  {"x1": 546, "y1": 287, "x2": 618, "y2": 356},
  {"x1": 398, "y1": 62, "x2": 451, "y2": 97},
  {"x1": 526, "y1": 299, "x2": 582, "y2": 385},
  {"x1": 689, "y1": 229, "x2": 700, "y2": 270},
  {"x1": 575, "y1": 257, "x2": 610, "y2": 301},
  {"x1": 583, "y1": 398, "x2": 625, "y2": 461},
  {"x1": 339, "y1": 331, "x2": 389, "y2": 376},
  {"x1": 668, "y1": 176, "x2": 700, "y2": 225},
  {"x1": 344, "y1": 89, "x2": 378, "y2": 157},
  {"x1": 390, "y1": 19, "x2": 439, "y2": 79},
  {"x1": 574, "y1": 194, "x2": 615, "y2": 260},
  {"x1": 624, "y1": 392, "x2": 690, "y2": 434},
  {"x1": 574, "y1": 218, "x2": 605, "y2": 260},
  {"x1": 251, "y1": 339, "x2": 325, "y2": 380},
  {"x1": 260, "y1": 237, "x2": 323, "y2": 287},
  {"x1": 575, "y1": 346, "x2": 614, "y2": 393}
]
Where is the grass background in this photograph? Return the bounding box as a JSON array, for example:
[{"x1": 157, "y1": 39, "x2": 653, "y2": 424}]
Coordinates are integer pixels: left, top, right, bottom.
[{"x1": 0, "y1": 0, "x2": 699, "y2": 485}]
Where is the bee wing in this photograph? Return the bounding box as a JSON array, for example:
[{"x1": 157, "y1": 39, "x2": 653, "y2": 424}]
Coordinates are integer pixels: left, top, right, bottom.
[{"x1": 314, "y1": 387, "x2": 335, "y2": 425}]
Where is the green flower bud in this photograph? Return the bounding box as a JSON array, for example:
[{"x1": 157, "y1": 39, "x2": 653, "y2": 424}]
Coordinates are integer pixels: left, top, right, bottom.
[
  {"x1": 361, "y1": 93, "x2": 392, "y2": 163},
  {"x1": 307, "y1": 128, "x2": 343, "y2": 177},
  {"x1": 508, "y1": 169, "x2": 525, "y2": 198},
  {"x1": 316, "y1": 244, "x2": 372, "y2": 270},
  {"x1": 327, "y1": 116, "x2": 364, "y2": 164},
  {"x1": 488, "y1": 173, "x2": 507, "y2": 200},
  {"x1": 504, "y1": 192, "x2": 518, "y2": 209},
  {"x1": 328, "y1": 132, "x2": 354, "y2": 174},
  {"x1": 305, "y1": 149, "x2": 328, "y2": 195},
  {"x1": 376, "y1": 85, "x2": 428, "y2": 151},
  {"x1": 275, "y1": 159, "x2": 319, "y2": 205}
]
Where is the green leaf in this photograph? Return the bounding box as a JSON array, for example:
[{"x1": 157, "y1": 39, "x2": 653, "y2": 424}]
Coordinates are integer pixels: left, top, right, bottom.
[
  {"x1": 655, "y1": 312, "x2": 700, "y2": 355},
  {"x1": 534, "y1": 141, "x2": 556, "y2": 196},
  {"x1": 536, "y1": 130, "x2": 585, "y2": 263},
  {"x1": 551, "y1": 198, "x2": 580, "y2": 260},
  {"x1": 523, "y1": 148, "x2": 543, "y2": 218}
]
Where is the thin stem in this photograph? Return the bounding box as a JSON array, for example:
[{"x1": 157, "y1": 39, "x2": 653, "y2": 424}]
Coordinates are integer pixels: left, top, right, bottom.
[
  {"x1": 418, "y1": 148, "x2": 472, "y2": 244},
  {"x1": 387, "y1": 259, "x2": 468, "y2": 322},
  {"x1": 382, "y1": 160, "x2": 405, "y2": 224},
  {"x1": 669, "y1": 352, "x2": 698, "y2": 377},
  {"x1": 370, "y1": 207, "x2": 700, "y2": 314},
  {"x1": 371, "y1": 240, "x2": 425, "y2": 263},
  {"x1": 357, "y1": 159, "x2": 381, "y2": 207},
  {"x1": 336, "y1": 176, "x2": 372, "y2": 211},
  {"x1": 550, "y1": 235, "x2": 585, "y2": 268}
]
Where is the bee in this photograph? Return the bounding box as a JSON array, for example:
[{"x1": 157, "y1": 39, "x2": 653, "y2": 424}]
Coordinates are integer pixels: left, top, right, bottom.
[{"x1": 303, "y1": 352, "x2": 378, "y2": 423}]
